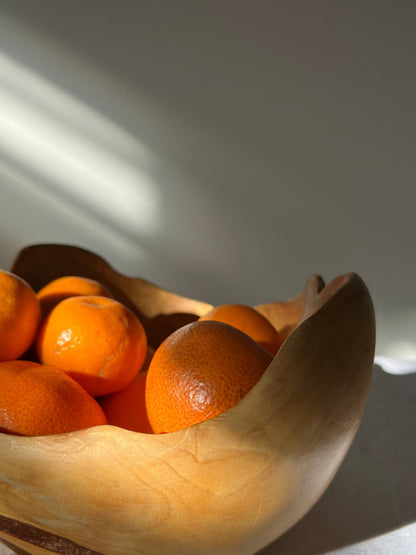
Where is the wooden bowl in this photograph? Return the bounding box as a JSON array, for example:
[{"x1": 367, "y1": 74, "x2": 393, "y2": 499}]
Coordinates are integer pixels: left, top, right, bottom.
[{"x1": 0, "y1": 244, "x2": 376, "y2": 555}]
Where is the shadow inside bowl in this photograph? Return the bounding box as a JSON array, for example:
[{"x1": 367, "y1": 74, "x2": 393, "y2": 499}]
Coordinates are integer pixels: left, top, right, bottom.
[{"x1": 0, "y1": 244, "x2": 376, "y2": 555}]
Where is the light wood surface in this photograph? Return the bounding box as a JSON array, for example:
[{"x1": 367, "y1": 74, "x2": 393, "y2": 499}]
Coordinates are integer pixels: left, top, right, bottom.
[{"x1": 0, "y1": 245, "x2": 375, "y2": 554}]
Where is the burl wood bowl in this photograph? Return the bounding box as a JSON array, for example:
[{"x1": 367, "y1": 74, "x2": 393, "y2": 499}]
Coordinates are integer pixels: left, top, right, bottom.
[{"x1": 0, "y1": 244, "x2": 376, "y2": 555}]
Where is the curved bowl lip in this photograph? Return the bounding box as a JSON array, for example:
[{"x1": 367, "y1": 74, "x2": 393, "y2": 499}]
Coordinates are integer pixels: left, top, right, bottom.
[
  {"x1": 11, "y1": 242, "x2": 213, "y2": 311},
  {"x1": 5, "y1": 243, "x2": 371, "y2": 442},
  {"x1": 148, "y1": 270, "x2": 370, "y2": 439},
  {"x1": 0, "y1": 244, "x2": 376, "y2": 554}
]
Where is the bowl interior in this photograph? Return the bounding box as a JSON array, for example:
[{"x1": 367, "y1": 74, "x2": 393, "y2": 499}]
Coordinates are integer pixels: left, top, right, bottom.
[{"x1": 0, "y1": 244, "x2": 376, "y2": 555}]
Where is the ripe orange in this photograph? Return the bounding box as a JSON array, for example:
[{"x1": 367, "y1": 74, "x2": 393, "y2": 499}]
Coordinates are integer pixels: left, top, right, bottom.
[
  {"x1": 36, "y1": 295, "x2": 147, "y2": 397},
  {"x1": 37, "y1": 275, "x2": 113, "y2": 317},
  {"x1": 0, "y1": 270, "x2": 41, "y2": 361},
  {"x1": 0, "y1": 360, "x2": 107, "y2": 436},
  {"x1": 146, "y1": 320, "x2": 273, "y2": 433},
  {"x1": 199, "y1": 304, "x2": 282, "y2": 355},
  {"x1": 100, "y1": 348, "x2": 154, "y2": 434}
]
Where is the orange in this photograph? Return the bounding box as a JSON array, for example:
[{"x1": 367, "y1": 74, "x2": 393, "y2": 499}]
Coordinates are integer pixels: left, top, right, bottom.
[
  {"x1": 37, "y1": 275, "x2": 113, "y2": 317},
  {"x1": 0, "y1": 360, "x2": 107, "y2": 436},
  {"x1": 36, "y1": 295, "x2": 147, "y2": 397},
  {"x1": 199, "y1": 304, "x2": 282, "y2": 355},
  {"x1": 100, "y1": 347, "x2": 154, "y2": 434},
  {"x1": 146, "y1": 320, "x2": 273, "y2": 433},
  {"x1": 0, "y1": 270, "x2": 41, "y2": 361}
]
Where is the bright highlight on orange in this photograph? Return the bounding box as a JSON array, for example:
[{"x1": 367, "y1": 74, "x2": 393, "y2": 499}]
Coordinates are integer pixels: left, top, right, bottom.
[
  {"x1": 0, "y1": 360, "x2": 107, "y2": 436},
  {"x1": 0, "y1": 270, "x2": 41, "y2": 361},
  {"x1": 36, "y1": 295, "x2": 148, "y2": 397}
]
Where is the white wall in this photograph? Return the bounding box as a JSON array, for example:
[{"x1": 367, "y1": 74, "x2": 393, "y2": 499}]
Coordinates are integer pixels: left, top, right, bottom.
[{"x1": 0, "y1": 1, "x2": 415, "y2": 360}]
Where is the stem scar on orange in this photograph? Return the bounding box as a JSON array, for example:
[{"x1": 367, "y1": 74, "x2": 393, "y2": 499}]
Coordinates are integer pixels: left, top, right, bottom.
[
  {"x1": 199, "y1": 303, "x2": 282, "y2": 356},
  {"x1": 36, "y1": 295, "x2": 147, "y2": 397},
  {"x1": 0, "y1": 270, "x2": 41, "y2": 362},
  {"x1": 145, "y1": 320, "x2": 273, "y2": 434},
  {"x1": 0, "y1": 360, "x2": 107, "y2": 436},
  {"x1": 37, "y1": 275, "x2": 113, "y2": 318}
]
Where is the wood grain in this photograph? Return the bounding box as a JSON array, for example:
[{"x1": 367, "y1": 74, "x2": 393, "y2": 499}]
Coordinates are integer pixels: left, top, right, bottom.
[
  {"x1": 0, "y1": 244, "x2": 376, "y2": 554},
  {"x1": 0, "y1": 515, "x2": 100, "y2": 554}
]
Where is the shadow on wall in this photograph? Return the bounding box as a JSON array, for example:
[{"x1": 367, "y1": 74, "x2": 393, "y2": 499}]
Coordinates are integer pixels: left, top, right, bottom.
[
  {"x1": 1, "y1": 5, "x2": 416, "y2": 357},
  {"x1": 0, "y1": 42, "x2": 233, "y2": 302},
  {"x1": 0, "y1": 48, "x2": 161, "y2": 255},
  {"x1": 0, "y1": 30, "x2": 263, "y2": 304},
  {"x1": 259, "y1": 365, "x2": 416, "y2": 554}
]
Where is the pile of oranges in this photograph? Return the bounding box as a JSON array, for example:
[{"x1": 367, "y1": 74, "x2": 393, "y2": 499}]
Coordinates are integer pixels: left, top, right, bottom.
[{"x1": 0, "y1": 269, "x2": 282, "y2": 437}]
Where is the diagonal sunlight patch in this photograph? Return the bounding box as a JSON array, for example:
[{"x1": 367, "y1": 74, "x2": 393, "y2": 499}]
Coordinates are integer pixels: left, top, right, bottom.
[
  {"x1": 375, "y1": 307, "x2": 416, "y2": 374},
  {"x1": 375, "y1": 355, "x2": 416, "y2": 375},
  {"x1": 0, "y1": 50, "x2": 160, "y2": 239},
  {"x1": 0, "y1": 158, "x2": 149, "y2": 262},
  {"x1": 329, "y1": 521, "x2": 416, "y2": 554}
]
